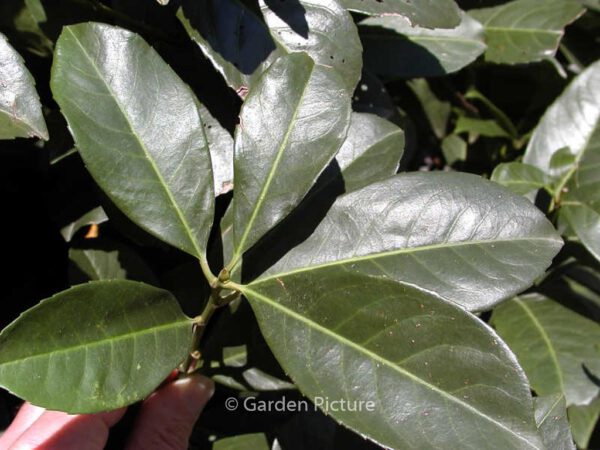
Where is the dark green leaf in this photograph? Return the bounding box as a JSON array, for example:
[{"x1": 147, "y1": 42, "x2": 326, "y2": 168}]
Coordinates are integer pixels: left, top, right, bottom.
[
  {"x1": 524, "y1": 60, "x2": 600, "y2": 176},
  {"x1": 51, "y1": 23, "x2": 214, "y2": 259},
  {"x1": 470, "y1": 0, "x2": 585, "y2": 65},
  {"x1": 523, "y1": 60, "x2": 600, "y2": 261},
  {"x1": 260, "y1": 0, "x2": 363, "y2": 93},
  {"x1": 230, "y1": 52, "x2": 351, "y2": 266},
  {"x1": 491, "y1": 293, "x2": 600, "y2": 406},
  {"x1": 568, "y1": 397, "x2": 600, "y2": 449},
  {"x1": 0, "y1": 32, "x2": 47, "y2": 140},
  {"x1": 360, "y1": 12, "x2": 486, "y2": 79},
  {"x1": 491, "y1": 162, "x2": 550, "y2": 196},
  {"x1": 534, "y1": 394, "x2": 576, "y2": 450},
  {"x1": 334, "y1": 112, "x2": 404, "y2": 192},
  {"x1": 338, "y1": 0, "x2": 461, "y2": 29},
  {"x1": 260, "y1": 172, "x2": 562, "y2": 311},
  {"x1": 0, "y1": 281, "x2": 192, "y2": 413},
  {"x1": 241, "y1": 274, "x2": 543, "y2": 449}
]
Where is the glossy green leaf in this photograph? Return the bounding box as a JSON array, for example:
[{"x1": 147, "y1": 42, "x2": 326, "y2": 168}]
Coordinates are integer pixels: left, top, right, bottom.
[
  {"x1": 534, "y1": 394, "x2": 576, "y2": 450},
  {"x1": 51, "y1": 23, "x2": 214, "y2": 258},
  {"x1": 569, "y1": 397, "x2": 600, "y2": 449},
  {"x1": 223, "y1": 113, "x2": 402, "y2": 279},
  {"x1": 491, "y1": 162, "x2": 550, "y2": 196},
  {"x1": 68, "y1": 239, "x2": 158, "y2": 285},
  {"x1": 562, "y1": 203, "x2": 600, "y2": 262},
  {"x1": 333, "y1": 112, "x2": 404, "y2": 192},
  {"x1": 470, "y1": 0, "x2": 585, "y2": 65},
  {"x1": 177, "y1": 0, "x2": 283, "y2": 94},
  {"x1": 241, "y1": 274, "x2": 543, "y2": 449},
  {"x1": 360, "y1": 12, "x2": 486, "y2": 79},
  {"x1": 259, "y1": 0, "x2": 363, "y2": 93},
  {"x1": 230, "y1": 52, "x2": 351, "y2": 266},
  {"x1": 260, "y1": 172, "x2": 562, "y2": 311},
  {"x1": 523, "y1": 60, "x2": 600, "y2": 261},
  {"x1": 524, "y1": 60, "x2": 600, "y2": 175},
  {"x1": 338, "y1": 0, "x2": 461, "y2": 29},
  {"x1": 0, "y1": 281, "x2": 192, "y2": 413},
  {"x1": 492, "y1": 293, "x2": 600, "y2": 406},
  {"x1": 0, "y1": 32, "x2": 47, "y2": 140},
  {"x1": 550, "y1": 147, "x2": 577, "y2": 174},
  {"x1": 214, "y1": 433, "x2": 270, "y2": 450}
]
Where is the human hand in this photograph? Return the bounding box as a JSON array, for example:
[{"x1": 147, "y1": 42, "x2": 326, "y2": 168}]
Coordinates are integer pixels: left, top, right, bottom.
[{"x1": 0, "y1": 374, "x2": 214, "y2": 450}]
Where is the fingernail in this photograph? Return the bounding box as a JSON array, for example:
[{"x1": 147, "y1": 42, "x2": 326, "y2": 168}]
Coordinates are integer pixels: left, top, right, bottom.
[{"x1": 174, "y1": 374, "x2": 215, "y2": 415}]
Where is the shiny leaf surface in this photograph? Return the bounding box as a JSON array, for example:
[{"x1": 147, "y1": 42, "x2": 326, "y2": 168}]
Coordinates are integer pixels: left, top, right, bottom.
[
  {"x1": 535, "y1": 394, "x2": 576, "y2": 450},
  {"x1": 51, "y1": 23, "x2": 214, "y2": 258},
  {"x1": 470, "y1": 0, "x2": 585, "y2": 65},
  {"x1": 569, "y1": 398, "x2": 600, "y2": 449},
  {"x1": 491, "y1": 162, "x2": 550, "y2": 196},
  {"x1": 334, "y1": 112, "x2": 404, "y2": 192},
  {"x1": 524, "y1": 60, "x2": 600, "y2": 261},
  {"x1": 0, "y1": 32, "x2": 47, "y2": 140},
  {"x1": 241, "y1": 274, "x2": 543, "y2": 450},
  {"x1": 260, "y1": 172, "x2": 562, "y2": 311},
  {"x1": 230, "y1": 52, "x2": 350, "y2": 266},
  {"x1": 0, "y1": 281, "x2": 192, "y2": 413},
  {"x1": 492, "y1": 293, "x2": 600, "y2": 406},
  {"x1": 260, "y1": 0, "x2": 363, "y2": 93}
]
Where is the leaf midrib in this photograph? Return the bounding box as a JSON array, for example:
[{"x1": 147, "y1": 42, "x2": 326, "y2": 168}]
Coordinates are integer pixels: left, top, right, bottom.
[
  {"x1": 0, "y1": 319, "x2": 191, "y2": 368},
  {"x1": 64, "y1": 27, "x2": 203, "y2": 258},
  {"x1": 484, "y1": 27, "x2": 562, "y2": 35},
  {"x1": 255, "y1": 236, "x2": 561, "y2": 284},
  {"x1": 514, "y1": 298, "x2": 566, "y2": 394},
  {"x1": 536, "y1": 394, "x2": 564, "y2": 427},
  {"x1": 232, "y1": 58, "x2": 315, "y2": 264},
  {"x1": 242, "y1": 285, "x2": 541, "y2": 449},
  {"x1": 363, "y1": 31, "x2": 483, "y2": 46}
]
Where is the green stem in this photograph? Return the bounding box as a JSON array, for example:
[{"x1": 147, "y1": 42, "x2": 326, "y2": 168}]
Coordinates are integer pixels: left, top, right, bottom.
[
  {"x1": 199, "y1": 256, "x2": 218, "y2": 287},
  {"x1": 181, "y1": 293, "x2": 219, "y2": 374},
  {"x1": 551, "y1": 164, "x2": 578, "y2": 211},
  {"x1": 180, "y1": 275, "x2": 242, "y2": 374},
  {"x1": 559, "y1": 43, "x2": 584, "y2": 73}
]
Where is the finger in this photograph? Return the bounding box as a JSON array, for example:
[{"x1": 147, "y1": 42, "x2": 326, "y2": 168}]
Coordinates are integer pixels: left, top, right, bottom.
[
  {"x1": 8, "y1": 407, "x2": 126, "y2": 450},
  {"x1": 125, "y1": 374, "x2": 214, "y2": 450},
  {"x1": 0, "y1": 403, "x2": 45, "y2": 448}
]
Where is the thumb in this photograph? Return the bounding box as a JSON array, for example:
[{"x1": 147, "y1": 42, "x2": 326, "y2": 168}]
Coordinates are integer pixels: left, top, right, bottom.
[{"x1": 125, "y1": 374, "x2": 214, "y2": 450}]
